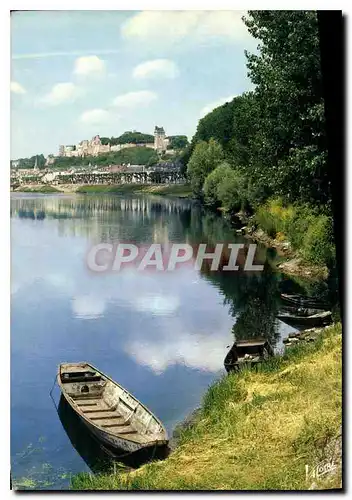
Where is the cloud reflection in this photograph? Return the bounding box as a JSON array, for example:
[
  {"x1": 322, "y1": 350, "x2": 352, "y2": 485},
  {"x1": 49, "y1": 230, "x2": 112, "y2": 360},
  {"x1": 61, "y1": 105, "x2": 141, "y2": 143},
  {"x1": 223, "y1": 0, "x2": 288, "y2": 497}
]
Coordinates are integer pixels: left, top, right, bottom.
[{"x1": 71, "y1": 295, "x2": 106, "y2": 320}]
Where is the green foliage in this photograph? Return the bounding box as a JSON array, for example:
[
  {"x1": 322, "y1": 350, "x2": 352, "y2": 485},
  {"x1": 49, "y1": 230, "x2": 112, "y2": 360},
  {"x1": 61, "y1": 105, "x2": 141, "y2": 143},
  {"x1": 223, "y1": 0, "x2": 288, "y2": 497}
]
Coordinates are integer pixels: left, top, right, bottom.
[
  {"x1": 254, "y1": 198, "x2": 335, "y2": 268},
  {"x1": 187, "y1": 139, "x2": 224, "y2": 197},
  {"x1": 217, "y1": 171, "x2": 241, "y2": 213},
  {"x1": 193, "y1": 101, "x2": 235, "y2": 150},
  {"x1": 52, "y1": 147, "x2": 156, "y2": 168},
  {"x1": 146, "y1": 154, "x2": 159, "y2": 167},
  {"x1": 203, "y1": 163, "x2": 233, "y2": 207},
  {"x1": 13, "y1": 154, "x2": 46, "y2": 169},
  {"x1": 301, "y1": 215, "x2": 335, "y2": 266},
  {"x1": 168, "y1": 135, "x2": 189, "y2": 150},
  {"x1": 242, "y1": 11, "x2": 328, "y2": 205},
  {"x1": 100, "y1": 131, "x2": 154, "y2": 146}
]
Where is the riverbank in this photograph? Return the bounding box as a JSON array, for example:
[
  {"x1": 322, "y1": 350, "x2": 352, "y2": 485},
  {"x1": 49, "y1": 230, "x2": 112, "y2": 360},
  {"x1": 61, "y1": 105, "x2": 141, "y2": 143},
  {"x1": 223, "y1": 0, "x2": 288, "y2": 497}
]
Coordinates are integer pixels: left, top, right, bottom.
[
  {"x1": 72, "y1": 322, "x2": 342, "y2": 491},
  {"x1": 14, "y1": 183, "x2": 193, "y2": 198},
  {"x1": 14, "y1": 185, "x2": 62, "y2": 193},
  {"x1": 75, "y1": 184, "x2": 193, "y2": 198},
  {"x1": 230, "y1": 201, "x2": 331, "y2": 281}
]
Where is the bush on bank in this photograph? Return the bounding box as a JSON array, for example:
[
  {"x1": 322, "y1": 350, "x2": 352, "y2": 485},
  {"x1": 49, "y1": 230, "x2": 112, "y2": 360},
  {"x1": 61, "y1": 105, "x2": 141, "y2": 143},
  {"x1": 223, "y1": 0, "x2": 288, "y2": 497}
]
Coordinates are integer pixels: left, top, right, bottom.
[{"x1": 254, "y1": 198, "x2": 335, "y2": 267}]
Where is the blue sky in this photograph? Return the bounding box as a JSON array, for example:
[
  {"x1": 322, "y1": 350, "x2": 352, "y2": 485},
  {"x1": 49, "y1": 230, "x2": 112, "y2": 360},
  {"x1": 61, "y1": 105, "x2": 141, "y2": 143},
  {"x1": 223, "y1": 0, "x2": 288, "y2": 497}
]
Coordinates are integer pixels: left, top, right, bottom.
[{"x1": 11, "y1": 10, "x2": 256, "y2": 159}]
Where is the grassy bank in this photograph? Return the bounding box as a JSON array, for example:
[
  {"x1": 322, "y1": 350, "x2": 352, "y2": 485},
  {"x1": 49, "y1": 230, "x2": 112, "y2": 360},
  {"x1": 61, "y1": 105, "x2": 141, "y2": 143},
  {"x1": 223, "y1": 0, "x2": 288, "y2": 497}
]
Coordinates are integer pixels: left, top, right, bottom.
[
  {"x1": 72, "y1": 323, "x2": 342, "y2": 491},
  {"x1": 15, "y1": 185, "x2": 61, "y2": 193},
  {"x1": 254, "y1": 198, "x2": 335, "y2": 268},
  {"x1": 75, "y1": 184, "x2": 193, "y2": 198}
]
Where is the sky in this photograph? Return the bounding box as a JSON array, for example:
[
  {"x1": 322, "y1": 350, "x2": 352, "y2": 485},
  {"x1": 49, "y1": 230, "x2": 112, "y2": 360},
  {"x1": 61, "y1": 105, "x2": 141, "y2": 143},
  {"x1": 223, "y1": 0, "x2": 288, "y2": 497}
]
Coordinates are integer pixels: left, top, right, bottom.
[{"x1": 10, "y1": 10, "x2": 257, "y2": 159}]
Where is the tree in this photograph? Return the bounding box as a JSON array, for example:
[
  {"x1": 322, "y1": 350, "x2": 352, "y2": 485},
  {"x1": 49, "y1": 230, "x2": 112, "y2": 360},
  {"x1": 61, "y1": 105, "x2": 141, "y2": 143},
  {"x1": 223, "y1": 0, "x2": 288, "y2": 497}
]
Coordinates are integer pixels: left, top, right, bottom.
[
  {"x1": 168, "y1": 135, "x2": 189, "y2": 150},
  {"x1": 243, "y1": 10, "x2": 329, "y2": 206},
  {"x1": 187, "y1": 139, "x2": 224, "y2": 197},
  {"x1": 203, "y1": 162, "x2": 234, "y2": 207}
]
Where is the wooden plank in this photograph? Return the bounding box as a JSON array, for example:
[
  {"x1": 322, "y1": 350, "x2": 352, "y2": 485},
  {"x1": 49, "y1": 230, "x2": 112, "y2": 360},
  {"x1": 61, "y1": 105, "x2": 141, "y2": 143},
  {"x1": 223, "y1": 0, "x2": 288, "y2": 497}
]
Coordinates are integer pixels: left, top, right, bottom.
[
  {"x1": 83, "y1": 408, "x2": 113, "y2": 414},
  {"x1": 90, "y1": 414, "x2": 123, "y2": 421},
  {"x1": 116, "y1": 426, "x2": 137, "y2": 435},
  {"x1": 76, "y1": 402, "x2": 99, "y2": 407}
]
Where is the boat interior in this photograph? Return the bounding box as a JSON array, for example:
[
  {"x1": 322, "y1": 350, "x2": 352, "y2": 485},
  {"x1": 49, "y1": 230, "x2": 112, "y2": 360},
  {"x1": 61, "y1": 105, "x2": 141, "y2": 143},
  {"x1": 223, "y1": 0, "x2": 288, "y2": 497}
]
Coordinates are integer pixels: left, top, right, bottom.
[{"x1": 59, "y1": 363, "x2": 165, "y2": 444}]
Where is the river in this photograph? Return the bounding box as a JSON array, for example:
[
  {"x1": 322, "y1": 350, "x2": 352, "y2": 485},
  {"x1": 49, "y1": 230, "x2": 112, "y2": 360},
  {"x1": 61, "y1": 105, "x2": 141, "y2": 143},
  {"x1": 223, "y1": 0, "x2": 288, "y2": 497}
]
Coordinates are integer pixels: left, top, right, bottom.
[{"x1": 11, "y1": 192, "x2": 307, "y2": 489}]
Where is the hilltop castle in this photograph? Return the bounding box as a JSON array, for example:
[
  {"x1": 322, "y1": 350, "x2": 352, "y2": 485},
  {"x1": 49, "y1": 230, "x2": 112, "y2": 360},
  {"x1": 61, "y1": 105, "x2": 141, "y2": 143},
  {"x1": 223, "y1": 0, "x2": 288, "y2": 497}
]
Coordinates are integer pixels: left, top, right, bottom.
[{"x1": 58, "y1": 126, "x2": 170, "y2": 158}]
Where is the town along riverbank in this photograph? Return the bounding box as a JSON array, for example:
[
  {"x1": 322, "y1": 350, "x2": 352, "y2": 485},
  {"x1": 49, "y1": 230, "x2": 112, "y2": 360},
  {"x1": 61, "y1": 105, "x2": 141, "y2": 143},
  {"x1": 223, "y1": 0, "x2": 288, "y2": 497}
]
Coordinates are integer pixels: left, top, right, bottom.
[{"x1": 72, "y1": 322, "x2": 342, "y2": 491}]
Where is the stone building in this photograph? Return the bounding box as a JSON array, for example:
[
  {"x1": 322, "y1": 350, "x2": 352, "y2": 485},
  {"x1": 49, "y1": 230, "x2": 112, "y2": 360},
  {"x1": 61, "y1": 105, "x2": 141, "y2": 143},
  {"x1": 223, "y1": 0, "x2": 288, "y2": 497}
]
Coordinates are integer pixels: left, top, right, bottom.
[{"x1": 154, "y1": 126, "x2": 169, "y2": 153}]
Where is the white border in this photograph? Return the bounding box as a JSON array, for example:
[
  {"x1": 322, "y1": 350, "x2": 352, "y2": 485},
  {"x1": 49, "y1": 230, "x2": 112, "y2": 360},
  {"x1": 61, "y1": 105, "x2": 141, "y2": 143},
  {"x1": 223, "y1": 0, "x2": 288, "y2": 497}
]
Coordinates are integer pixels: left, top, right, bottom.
[{"x1": 3, "y1": 2, "x2": 351, "y2": 498}]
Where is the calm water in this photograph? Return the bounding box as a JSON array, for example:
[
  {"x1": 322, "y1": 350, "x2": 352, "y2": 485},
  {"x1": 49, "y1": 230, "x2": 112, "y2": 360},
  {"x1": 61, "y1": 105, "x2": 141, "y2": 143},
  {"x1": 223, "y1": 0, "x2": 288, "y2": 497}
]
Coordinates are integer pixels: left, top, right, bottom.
[{"x1": 11, "y1": 193, "x2": 305, "y2": 490}]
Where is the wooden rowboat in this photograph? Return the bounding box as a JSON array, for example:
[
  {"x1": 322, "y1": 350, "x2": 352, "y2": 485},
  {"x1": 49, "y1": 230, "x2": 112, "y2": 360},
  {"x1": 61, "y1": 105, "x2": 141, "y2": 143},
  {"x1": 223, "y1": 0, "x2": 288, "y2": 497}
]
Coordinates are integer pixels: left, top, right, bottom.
[
  {"x1": 57, "y1": 362, "x2": 168, "y2": 453},
  {"x1": 224, "y1": 338, "x2": 274, "y2": 373},
  {"x1": 280, "y1": 293, "x2": 329, "y2": 310},
  {"x1": 277, "y1": 310, "x2": 332, "y2": 327}
]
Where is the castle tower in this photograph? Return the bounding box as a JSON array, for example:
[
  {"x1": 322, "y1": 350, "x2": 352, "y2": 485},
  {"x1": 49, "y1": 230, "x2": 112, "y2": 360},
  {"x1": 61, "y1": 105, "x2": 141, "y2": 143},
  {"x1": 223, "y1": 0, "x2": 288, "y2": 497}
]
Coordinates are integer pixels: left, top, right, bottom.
[{"x1": 154, "y1": 126, "x2": 166, "y2": 153}]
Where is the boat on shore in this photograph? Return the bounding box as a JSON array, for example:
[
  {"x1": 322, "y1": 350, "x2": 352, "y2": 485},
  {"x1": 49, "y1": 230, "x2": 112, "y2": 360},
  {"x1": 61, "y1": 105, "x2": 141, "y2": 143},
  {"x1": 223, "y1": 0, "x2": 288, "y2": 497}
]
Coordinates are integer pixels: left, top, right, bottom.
[
  {"x1": 280, "y1": 293, "x2": 329, "y2": 310},
  {"x1": 57, "y1": 362, "x2": 168, "y2": 453},
  {"x1": 224, "y1": 338, "x2": 274, "y2": 373},
  {"x1": 277, "y1": 310, "x2": 332, "y2": 327}
]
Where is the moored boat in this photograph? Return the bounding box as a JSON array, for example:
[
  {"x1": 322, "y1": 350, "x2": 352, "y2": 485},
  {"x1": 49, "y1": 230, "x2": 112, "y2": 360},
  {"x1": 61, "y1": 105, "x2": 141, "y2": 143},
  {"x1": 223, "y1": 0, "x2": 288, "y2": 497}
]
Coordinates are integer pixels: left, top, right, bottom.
[
  {"x1": 277, "y1": 310, "x2": 332, "y2": 327},
  {"x1": 280, "y1": 293, "x2": 329, "y2": 310},
  {"x1": 57, "y1": 362, "x2": 168, "y2": 453},
  {"x1": 224, "y1": 338, "x2": 274, "y2": 373}
]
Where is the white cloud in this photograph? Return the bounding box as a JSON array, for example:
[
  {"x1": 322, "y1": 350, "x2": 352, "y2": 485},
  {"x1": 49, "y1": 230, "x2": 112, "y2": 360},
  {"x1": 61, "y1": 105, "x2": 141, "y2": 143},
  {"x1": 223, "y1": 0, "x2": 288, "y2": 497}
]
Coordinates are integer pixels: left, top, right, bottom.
[
  {"x1": 200, "y1": 95, "x2": 236, "y2": 118},
  {"x1": 41, "y1": 82, "x2": 81, "y2": 106},
  {"x1": 74, "y1": 55, "x2": 106, "y2": 77},
  {"x1": 112, "y1": 90, "x2": 157, "y2": 109},
  {"x1": 121, "y1": 11, "x2": 249, "y2": 44},
  {"x1": 133, "y1": 59, "x2": 179, "y2": 80},
  {"x1": 11, "y1": 81, "x2": 26, "y2": 94},
  {"x1": 80, "y1": 108, "x2": 111, "y2": 125}
]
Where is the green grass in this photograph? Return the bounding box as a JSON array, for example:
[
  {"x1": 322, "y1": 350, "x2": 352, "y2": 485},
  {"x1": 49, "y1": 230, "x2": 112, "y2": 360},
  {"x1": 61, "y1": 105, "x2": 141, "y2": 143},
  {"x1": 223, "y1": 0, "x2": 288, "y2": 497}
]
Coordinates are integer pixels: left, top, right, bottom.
[
  {"x1": 17, "y1": 185, "x2": 61, "y2": 193},
  {"x1": 72, "y1": 323, "x2": 342, "y2": 491},
  {"x1": 75, "y1": 183, "x2": 193, "y2": 198}
]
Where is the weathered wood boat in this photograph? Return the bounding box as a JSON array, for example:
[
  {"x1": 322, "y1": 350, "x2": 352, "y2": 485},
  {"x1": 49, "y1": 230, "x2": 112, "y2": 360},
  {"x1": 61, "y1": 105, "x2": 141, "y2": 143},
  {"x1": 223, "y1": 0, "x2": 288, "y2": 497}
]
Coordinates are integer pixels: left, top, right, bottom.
[
  {"x1": 280, "y1": 293, "x2": 329, "y2": 310},
  {"x1": 57, "y1": 362, "x2": 168, "y2": 453},
  {"x1": 277, "y1": 310, "x2": 332, "y2": 327},
  {"x1": 224, "y1": 338, "x2": 274, "y2": 373}
]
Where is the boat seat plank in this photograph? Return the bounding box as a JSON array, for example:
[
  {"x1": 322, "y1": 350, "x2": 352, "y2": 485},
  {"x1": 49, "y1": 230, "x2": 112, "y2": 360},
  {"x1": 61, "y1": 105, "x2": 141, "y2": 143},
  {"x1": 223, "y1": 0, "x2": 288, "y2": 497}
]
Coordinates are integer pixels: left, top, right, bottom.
[
  {"x1": 76, "y1": 402, "x2": 99, "y2": 407},
  {"x1": 83, "y1": 408, "x2": 115, "y2": 414},
  {"x1": 90, "y1": 414, "x2": 124, "y2": 421},
  {"x1": 72, "y1": 394, "x2": 104, "y2": 400}
]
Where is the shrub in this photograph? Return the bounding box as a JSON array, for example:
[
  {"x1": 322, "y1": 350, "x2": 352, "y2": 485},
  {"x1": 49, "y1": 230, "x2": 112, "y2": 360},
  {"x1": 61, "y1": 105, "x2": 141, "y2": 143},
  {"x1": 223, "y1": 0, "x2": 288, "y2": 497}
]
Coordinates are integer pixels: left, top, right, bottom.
[
  {"x1": 203, "y1": 163, "x2": 233, "y2": 207},
  {"x1": 217, "y1": 173, "x2": 241, "y2": 213},
  {"x1": 301, "y1": 215, "x2": 335, "y2": 266},
  {"x1": 187, "y1": 139, "x2": 224, "y2": 197}
]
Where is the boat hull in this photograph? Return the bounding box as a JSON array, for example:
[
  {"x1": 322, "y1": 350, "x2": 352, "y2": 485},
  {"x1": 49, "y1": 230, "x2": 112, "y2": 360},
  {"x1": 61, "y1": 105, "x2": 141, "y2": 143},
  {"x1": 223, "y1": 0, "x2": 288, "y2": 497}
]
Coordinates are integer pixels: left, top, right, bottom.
[
  {"x1": 277, "y1": 313, "x2": 332, "y2": 328},
  {"x1": 57, "y1": 363, "x2": 168, "y2": 454}
]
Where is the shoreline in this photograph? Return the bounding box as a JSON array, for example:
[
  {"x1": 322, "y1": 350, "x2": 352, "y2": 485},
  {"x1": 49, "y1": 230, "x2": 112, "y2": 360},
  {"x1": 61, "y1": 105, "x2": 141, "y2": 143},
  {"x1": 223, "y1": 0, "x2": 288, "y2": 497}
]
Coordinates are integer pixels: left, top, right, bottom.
[
  {"x1": 13, "y1": 183, "x2": 194, "y2": 198},
  {"x1": 228, "y1": 211, "x2": 329, "y2": 281}
]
